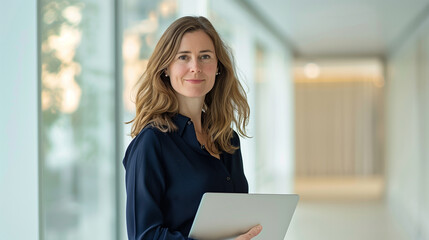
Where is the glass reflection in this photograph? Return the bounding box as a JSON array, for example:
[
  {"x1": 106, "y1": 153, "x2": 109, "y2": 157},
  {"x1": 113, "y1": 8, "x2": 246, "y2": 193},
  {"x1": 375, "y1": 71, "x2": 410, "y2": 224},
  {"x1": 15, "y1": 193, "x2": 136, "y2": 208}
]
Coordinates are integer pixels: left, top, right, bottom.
[{"x1": 40, "y1": 0, "x2": 115, "y2": 239}]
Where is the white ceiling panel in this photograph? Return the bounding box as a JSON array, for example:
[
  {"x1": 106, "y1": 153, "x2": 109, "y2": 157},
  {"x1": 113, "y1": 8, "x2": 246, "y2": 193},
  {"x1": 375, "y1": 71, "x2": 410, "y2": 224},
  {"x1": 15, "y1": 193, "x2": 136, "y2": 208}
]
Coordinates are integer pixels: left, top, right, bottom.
[{"x1": 245, "y1": 0, "x2": 429, "y2": 57}]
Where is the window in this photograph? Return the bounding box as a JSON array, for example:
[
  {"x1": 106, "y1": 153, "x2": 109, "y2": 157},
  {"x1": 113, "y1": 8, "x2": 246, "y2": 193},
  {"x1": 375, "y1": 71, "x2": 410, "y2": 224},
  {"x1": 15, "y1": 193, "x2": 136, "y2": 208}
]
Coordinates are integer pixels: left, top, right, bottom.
[{"x1": 40, "y1": 0, "x2": 116, "y2": 239}]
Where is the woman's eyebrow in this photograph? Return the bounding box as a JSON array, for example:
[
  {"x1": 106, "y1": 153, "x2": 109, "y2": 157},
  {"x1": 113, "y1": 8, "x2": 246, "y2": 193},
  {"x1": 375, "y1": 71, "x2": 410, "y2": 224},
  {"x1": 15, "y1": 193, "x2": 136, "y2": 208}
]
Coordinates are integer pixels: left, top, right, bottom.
[
  {"x1": 177, "y1": 50, "x2": 191, "y2": 54},
  {"x1": 176, "y1": 49, "x2": 214, "y2": 54}
]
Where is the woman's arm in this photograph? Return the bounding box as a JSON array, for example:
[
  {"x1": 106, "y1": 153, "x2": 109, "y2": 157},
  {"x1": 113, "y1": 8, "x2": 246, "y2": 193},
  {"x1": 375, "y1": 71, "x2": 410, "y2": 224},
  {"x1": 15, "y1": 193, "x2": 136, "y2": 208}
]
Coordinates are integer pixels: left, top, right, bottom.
[{"x1": 123, "y1": 128, "x2": 194, "y2": 240}]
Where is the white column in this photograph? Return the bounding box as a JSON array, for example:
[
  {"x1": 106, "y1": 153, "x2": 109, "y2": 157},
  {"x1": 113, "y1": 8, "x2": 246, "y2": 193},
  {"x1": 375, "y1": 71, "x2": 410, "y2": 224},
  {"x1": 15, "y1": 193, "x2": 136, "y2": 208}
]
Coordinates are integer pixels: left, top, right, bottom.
[{"x1": 0, "y1": 1, "x2": 39, "y2": 239}]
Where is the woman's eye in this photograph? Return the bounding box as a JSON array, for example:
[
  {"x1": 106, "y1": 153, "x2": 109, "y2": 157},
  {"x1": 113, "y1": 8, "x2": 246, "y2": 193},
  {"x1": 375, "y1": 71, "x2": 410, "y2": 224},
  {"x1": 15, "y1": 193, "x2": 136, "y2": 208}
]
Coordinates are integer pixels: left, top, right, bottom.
[
  {"x1": 200, "y1": 55, "x2": 211, "y2": 60},
  {"x1": 178, "y1": 55, "x2": 188, "y2": 60}
]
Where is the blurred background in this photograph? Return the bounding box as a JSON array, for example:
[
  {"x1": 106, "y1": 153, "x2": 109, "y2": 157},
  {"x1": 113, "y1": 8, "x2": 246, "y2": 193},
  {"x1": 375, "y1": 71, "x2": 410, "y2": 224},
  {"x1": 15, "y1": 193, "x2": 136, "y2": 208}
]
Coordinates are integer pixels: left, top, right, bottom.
[{"x1": 1, "y1": 0, "x2": 429, "y2": 239}]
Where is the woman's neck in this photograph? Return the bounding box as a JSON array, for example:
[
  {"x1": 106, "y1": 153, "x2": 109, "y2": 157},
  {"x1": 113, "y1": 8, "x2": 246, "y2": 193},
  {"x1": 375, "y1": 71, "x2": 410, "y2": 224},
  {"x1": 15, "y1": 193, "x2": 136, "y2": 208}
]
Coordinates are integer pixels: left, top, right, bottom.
[{"x1": 177, "y1": 94, "x2": 205, "y2": 132}]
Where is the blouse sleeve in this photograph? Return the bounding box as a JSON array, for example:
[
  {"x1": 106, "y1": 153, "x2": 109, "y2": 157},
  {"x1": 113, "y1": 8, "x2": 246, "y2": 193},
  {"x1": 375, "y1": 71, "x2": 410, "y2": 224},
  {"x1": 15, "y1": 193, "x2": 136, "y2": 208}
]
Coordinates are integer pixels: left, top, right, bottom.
[{"x1": 123, "y1": 128, "x2": 195, "y2": 240}]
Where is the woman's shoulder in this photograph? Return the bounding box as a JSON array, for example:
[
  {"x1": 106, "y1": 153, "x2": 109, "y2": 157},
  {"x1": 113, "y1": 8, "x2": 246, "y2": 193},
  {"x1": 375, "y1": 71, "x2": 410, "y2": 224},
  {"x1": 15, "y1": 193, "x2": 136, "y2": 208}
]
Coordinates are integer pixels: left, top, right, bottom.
[
  {"x1": 123, "y1": 125, "x2": 165, "y2": 167},
  {"x1": 133, "y1": 125, "x2": 166, "y2": 145},
  {"x1": 127, "y1": 126, "x2": 166, "y2": 153}
]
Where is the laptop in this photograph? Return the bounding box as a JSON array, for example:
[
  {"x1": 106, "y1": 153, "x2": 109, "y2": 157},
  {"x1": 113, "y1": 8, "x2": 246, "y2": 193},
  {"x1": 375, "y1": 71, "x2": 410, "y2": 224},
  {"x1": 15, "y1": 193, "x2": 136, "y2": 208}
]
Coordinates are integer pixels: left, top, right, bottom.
[{"x1": 188, "y1": 193, "x2": 299, "y2": 240}]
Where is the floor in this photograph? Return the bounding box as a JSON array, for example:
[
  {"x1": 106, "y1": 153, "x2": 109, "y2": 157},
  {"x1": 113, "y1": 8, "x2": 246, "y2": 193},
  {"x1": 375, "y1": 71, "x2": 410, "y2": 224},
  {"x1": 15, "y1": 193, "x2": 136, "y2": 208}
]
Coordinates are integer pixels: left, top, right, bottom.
[{"x1": 285, "y1": 200, "x2": 411, "y2": 240}]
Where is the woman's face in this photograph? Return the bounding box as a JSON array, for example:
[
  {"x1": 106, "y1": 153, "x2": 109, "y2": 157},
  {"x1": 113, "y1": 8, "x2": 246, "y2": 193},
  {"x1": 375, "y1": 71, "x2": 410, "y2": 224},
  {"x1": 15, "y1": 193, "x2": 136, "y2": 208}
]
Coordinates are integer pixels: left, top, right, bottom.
[{"x1": 166, "y1": 30, "x2": 218, "y2": 99}]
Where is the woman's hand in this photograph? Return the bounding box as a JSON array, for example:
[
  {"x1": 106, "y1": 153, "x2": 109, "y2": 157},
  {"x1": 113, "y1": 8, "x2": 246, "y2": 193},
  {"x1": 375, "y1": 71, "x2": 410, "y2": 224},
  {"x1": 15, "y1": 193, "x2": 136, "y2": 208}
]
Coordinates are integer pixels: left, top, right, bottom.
[{"x1": 234, "y1": 224, "x2": 262, "y2": 240}]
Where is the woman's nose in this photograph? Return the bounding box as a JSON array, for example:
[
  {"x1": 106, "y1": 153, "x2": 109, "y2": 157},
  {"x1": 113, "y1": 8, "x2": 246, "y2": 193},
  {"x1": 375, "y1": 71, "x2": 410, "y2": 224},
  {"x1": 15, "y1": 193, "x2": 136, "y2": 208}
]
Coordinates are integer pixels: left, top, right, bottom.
[{"x1": 189, "y1": 58, "x2": 202, "y2": 73}]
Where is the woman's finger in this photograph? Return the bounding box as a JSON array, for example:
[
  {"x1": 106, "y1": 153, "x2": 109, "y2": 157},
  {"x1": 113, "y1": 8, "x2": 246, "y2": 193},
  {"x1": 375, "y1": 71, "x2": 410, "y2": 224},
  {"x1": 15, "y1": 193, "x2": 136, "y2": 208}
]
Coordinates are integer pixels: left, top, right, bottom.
[{"x1": 235, "y1": 224, "x2": 262, "y2": 240}]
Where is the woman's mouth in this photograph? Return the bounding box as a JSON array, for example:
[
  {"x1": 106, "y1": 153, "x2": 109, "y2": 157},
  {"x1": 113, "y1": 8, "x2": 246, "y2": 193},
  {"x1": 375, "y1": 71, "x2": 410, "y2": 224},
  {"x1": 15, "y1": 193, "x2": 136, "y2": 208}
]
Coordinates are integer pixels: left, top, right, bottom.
[{"x1": 185, "y1": 79, "x2": 204, "y2": 84}]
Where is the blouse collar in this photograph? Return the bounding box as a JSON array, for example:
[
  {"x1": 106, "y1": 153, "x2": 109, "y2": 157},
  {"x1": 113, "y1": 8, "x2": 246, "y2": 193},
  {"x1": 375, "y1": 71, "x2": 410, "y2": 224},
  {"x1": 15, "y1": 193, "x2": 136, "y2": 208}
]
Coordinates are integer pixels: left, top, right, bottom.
[{"x1": 171, "y1": 113, "x2": 192, "y2": 137}]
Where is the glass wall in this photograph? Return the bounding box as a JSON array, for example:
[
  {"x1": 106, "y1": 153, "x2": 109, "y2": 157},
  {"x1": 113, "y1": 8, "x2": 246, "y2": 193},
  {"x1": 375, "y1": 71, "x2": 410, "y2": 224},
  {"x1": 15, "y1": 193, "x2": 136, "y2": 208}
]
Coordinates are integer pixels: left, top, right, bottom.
[{"x1": 40, "y1": 0, "x2": 116, "y2": 239}]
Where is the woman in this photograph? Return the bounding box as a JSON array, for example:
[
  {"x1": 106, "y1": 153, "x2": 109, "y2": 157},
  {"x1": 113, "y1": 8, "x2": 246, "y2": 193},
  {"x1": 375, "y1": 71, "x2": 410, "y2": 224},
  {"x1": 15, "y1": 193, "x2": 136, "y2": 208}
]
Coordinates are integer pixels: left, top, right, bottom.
[{"x1": 123, "y1": 16, "x2": 262, "y2": 240}]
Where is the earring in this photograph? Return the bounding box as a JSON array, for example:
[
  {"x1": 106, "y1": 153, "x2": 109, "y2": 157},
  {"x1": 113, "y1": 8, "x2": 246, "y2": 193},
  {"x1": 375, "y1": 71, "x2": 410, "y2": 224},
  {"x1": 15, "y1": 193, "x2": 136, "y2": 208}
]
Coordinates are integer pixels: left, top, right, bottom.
[
  {"x1": 216, "y1": 72, "x2": 220, "y2": 75},
  {"x1": 165, "y1": 73, "x2": 169, "y2": 77}
]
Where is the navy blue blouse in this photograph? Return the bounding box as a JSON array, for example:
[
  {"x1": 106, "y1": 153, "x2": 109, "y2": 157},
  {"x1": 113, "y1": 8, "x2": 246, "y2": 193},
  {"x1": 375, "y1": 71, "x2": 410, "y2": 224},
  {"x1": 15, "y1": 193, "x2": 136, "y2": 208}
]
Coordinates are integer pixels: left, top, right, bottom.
[{"x1": 123, "y1": 113, "x2": 249, "y2": 240}]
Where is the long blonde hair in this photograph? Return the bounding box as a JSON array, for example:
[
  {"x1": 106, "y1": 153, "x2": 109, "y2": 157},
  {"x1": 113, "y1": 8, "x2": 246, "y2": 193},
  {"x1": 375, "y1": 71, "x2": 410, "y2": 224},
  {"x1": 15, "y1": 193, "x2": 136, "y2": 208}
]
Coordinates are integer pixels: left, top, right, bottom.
[{"x1": 128, "y1": 16, "x2": 249, "y2": 154}]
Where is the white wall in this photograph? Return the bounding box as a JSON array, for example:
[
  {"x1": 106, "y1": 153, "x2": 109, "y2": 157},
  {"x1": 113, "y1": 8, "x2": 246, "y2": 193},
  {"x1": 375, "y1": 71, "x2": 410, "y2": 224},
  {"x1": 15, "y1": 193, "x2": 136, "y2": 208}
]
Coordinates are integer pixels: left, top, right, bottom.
[
  {"x1": 0, "y1": 1, "x2": 39, "y2": 239},
  {"x1": 386, "y1": 12, "x2": 429, "y2": 240}
]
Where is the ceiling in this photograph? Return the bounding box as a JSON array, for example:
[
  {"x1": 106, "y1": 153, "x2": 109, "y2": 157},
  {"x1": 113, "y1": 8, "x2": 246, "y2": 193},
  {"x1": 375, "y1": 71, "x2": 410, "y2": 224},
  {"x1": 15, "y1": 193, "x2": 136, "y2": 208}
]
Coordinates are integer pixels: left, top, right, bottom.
[{"x1": 244, "y1": 0, "x2": 429, "y2": 58}]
